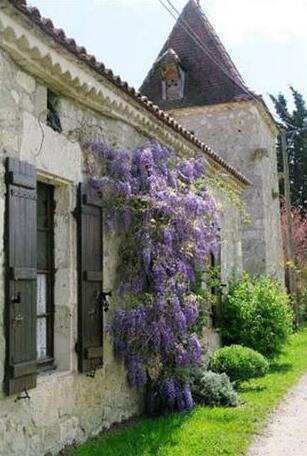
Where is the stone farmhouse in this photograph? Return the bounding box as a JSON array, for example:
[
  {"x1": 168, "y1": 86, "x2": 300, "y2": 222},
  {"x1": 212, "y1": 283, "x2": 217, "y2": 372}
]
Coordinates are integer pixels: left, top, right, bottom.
[{"x1": 0, "y1": 0, "x2": 282, "y2": 455}]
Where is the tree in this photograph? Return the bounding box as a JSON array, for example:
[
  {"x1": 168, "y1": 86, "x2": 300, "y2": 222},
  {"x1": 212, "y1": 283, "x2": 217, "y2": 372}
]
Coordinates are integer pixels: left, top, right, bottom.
[
  {"x1": 280, "y1": 204, "x2": 307, "y2": 265},
  {"x1": 280, "y1": 204, "x2": 307, "y2": 319},
  {"x1": 270, "y1": 87, "x2": 307, "y2": 209}
]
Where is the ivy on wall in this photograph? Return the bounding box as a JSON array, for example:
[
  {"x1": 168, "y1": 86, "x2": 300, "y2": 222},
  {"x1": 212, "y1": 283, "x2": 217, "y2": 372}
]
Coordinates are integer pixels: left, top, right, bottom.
[
  {"x1": 84, "y1": 140, "x2": 220, "y2": 414},
  {"x1": 206, "y1": 176, "x2": 249, "y2": 223}
]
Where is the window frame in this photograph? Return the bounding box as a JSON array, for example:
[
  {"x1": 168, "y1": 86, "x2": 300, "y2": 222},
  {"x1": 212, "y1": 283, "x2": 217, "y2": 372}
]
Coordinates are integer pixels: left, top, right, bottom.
[
  {"x1": 37, "y1": 181, "x2": 55, "y2": 370},
  {"x1": 162, "y1": 65, "x2": 185, "y2": 101}
]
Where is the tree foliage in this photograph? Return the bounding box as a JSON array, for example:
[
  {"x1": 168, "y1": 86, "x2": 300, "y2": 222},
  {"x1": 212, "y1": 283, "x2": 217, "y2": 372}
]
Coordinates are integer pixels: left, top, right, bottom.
[
  {"x1": 280, "y1": 204, "x2": 307, "y2": 318},
  {"x1": 270, "y1": 87, "x2": 307, "y2": 208},
  {"x1": 280, "y1": 204, "x2": 307, "y2": 265}
]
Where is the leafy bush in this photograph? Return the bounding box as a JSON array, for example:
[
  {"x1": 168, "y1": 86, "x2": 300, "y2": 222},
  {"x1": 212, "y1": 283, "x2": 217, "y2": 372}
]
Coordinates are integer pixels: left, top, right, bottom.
[
  {"x1": 222, "y1": 274, "x2": 293, "y2": 357},
  {"x1": 191, "y1": 369, "x2": 239, "y2": 407},
  {"x1": 209, "y1": 345, "x2": 269, "y2": 383}
]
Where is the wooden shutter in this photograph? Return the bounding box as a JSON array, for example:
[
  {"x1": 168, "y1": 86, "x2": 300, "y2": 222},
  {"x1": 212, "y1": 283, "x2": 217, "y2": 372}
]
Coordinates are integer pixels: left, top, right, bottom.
[
  {"x1": 76, "y1": 183, "x2": 104, "y2": 373},
  {"x1": 5, "y1": 157, "x2": 37, "y2": 395}
]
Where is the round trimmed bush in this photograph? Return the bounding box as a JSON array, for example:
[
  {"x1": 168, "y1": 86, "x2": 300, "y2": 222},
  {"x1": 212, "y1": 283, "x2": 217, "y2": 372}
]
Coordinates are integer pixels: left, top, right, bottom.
[
  {"x1": 191, "y1": 370, "x2": 239, "y2": 407},
  {"x1": 222, "y1": 274, "x2": 293, "y2": 357},
  {"x1": 209, "y1": 345, "x2": 269, "y2": 383}
]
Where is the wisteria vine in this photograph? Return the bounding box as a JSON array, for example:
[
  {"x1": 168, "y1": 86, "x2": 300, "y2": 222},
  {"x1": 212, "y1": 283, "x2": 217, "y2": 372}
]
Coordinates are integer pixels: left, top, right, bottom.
[{"x1": 85, "y1": 140, "x2": 219, "y2": 415}]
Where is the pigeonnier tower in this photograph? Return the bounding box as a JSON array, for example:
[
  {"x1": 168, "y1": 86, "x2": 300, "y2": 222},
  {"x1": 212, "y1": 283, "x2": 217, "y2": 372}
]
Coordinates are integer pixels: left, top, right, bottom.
[{"x1": 141, "y1": 0, "x2": 284, "y2": 281}]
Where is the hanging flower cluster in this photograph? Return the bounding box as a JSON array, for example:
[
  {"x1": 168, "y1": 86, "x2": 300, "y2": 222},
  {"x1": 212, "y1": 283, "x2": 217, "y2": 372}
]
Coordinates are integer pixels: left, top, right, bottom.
[{"x1": 85, "y1": 140, "x2": 219, "y2": 415}]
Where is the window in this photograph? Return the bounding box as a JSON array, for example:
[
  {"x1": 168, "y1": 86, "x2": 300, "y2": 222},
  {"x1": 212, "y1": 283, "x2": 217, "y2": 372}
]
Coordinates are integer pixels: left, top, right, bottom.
[
  {"x1": 163, "y1": 65, "x2": 185, "y2": 101},
  {"x1": 47, "y1": 89, "x2": 62, "y2": 133},
  {"x1": 159, "y1": 49, "x2": 185, "y2": 101},
  {"x1": 37, "y1": 182, "x2": 55, "y2": 368}
]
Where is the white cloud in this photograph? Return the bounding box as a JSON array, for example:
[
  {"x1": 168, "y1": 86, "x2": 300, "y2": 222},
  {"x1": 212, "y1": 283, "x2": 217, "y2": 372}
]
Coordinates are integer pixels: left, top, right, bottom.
[{"x1": 207, "y1": 0, "x2": 307, "y2": 44}]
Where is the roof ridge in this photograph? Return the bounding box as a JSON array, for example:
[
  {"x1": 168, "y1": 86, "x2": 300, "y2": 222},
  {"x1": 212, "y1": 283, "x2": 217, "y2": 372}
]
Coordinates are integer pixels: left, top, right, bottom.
[{"x1": 6, "y1": 0, "x2": 250, "y2": 185}]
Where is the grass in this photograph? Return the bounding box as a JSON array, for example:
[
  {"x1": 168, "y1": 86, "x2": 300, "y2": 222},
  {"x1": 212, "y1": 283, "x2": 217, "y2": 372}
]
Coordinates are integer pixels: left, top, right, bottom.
[{"x1": 73, "y1": 327, "x2": 307, "y2": 456}]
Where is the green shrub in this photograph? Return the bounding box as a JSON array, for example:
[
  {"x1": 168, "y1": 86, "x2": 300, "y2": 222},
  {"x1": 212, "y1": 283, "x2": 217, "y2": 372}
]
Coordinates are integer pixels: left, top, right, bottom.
[
  {"x1": 191, "y1": 370, "x2": 239, "y2": 407},
  {"x1": 209, "y1": 345, "x2": 269, "y2": 383},
  {"x1": 222, "y1": 274, "x2": 293, "y2": 357}
]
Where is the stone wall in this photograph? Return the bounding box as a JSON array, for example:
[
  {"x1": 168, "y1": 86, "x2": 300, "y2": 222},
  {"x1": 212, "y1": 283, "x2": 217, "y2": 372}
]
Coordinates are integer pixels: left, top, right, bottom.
[
  {"x1": 0, "y1": 46, "x2": 244, "y2": 455},
  {"x1": 0, "y1": 49, "x2": 144, "y2": 456},
  {"x1": 202, "y1": 187, "x2": 243, "y2": 356},
  {"x1": 171, "y1": 102, "x2": 284, "y2": 283}
]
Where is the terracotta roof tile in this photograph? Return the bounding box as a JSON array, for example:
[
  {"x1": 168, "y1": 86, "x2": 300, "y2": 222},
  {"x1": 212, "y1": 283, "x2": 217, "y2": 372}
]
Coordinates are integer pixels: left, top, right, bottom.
[{"x1": 7, "y1": 0, "x2": 250, "y2": 185}]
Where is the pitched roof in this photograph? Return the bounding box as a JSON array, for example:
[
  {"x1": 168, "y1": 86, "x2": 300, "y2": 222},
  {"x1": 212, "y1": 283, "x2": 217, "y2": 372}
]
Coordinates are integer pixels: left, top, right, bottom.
[
  {"x1": 5, "y1": 0, "x2": 250, "y2": 185},
  {"x1": 140, "y1": 0, "x2": 256, "y2": 110}
]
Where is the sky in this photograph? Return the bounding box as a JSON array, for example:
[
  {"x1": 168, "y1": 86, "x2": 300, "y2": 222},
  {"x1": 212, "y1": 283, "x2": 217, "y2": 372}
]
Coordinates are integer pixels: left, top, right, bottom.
[{"x1": 28, "y1": 0, "x2": 307, "y2": 114}]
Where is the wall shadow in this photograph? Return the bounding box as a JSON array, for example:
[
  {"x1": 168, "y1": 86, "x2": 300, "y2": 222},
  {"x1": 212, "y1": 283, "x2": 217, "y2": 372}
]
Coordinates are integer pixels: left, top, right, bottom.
[{"x1": 269, "y1": 362, "x2": 293, "y2": 374}]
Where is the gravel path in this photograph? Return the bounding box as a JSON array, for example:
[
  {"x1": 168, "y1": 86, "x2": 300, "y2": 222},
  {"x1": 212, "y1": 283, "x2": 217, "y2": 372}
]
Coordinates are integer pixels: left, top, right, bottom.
[{"x1": 247, "y1": 372, "x2": 307, "y2": 456}]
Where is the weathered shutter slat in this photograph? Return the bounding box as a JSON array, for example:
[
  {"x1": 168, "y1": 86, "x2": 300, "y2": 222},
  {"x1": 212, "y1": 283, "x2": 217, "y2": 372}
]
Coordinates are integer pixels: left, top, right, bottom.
[
  {"x1": 5, "y1": 157, "x2": 37, "y2": 395},
  {"x1": 76, "y1": 183, "x2": 104, "y2": 373},
  {"x1": 11, "y1": 360, "x2": 37, "y2": 378},
  {"x1": 84, "y1": 270, "x2": 103, "y2": 282},
  {"x1": 10, "y1": 267, "x2": 36, "y2": 280}
]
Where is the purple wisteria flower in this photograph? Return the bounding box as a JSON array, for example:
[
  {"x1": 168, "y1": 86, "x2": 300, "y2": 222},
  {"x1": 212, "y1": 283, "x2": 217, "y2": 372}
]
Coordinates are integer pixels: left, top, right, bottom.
[
  {"x1": 143, "y1": 248, "x2": 151, "y2": 274},
  {"x1": 183, "y1": 296, "x2": 199, "y2": 325},
  {"x1": 163, "y1": 228, "x2": 173, "y2": 248},
  {"x1": 188, "y1": 335, "x2": 202, "y2": 362},
  {"x1": 85, "y1": 140, "x2": 219, "y2": 414},
  {"x1": 127, "y1": 356, "x2": 147, "y2": 388},
  {"x1": 164, "y1": 377, "x2": 177, "y2": 408},
  {"x1": 175, "y1": 310, "x2": 187, "y2": 332},
  {"x1": 89, "y1": 176, "x2": 101, "y2": 189}
]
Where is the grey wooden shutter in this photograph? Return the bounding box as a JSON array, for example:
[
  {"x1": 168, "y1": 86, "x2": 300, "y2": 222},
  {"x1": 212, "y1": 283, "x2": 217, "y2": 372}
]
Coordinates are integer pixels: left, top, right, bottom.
[
  {"x1": 5, "y1": 157, "x2": 37, "y2": 395},
  {"x1": 76, "y1": 183, "x2": 104, "y2": 373}
]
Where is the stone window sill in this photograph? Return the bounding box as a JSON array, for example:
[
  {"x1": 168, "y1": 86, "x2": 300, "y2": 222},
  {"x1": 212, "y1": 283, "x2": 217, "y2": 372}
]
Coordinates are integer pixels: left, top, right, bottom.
[{"x1": 37, "y1": 368, "x2": 72, "y2": 384}]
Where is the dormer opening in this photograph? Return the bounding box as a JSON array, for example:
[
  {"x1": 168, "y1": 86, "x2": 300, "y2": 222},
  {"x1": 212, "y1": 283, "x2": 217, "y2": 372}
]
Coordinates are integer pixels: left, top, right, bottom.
[
  {"x1": 163, "y1": 65, "x2": 185, "y2": 101},
  {"x1": 158, "y1": 49, "x2": 185, "y2": 101}
]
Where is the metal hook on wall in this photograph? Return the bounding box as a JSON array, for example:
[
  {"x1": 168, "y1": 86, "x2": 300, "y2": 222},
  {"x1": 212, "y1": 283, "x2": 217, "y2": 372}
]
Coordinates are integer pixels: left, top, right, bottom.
[
  {"x1": 15, "y1": 389, "x2": 31, "y2": 402},
  {"x1": 86, "y1": 368, "x2": 97, "y2": 379}
]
